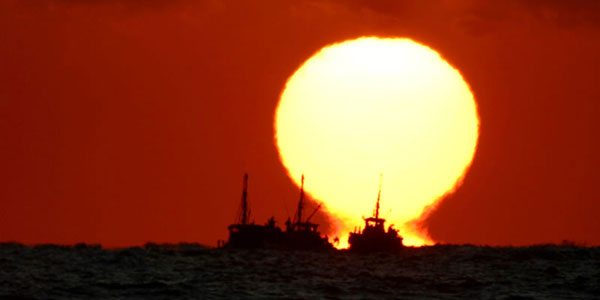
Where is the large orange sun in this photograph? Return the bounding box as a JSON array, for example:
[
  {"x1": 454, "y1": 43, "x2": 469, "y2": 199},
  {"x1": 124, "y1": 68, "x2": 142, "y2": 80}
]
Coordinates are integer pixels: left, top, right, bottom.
[{"x1": 275, "y1": 37, "x2": 479, "y2": 247}]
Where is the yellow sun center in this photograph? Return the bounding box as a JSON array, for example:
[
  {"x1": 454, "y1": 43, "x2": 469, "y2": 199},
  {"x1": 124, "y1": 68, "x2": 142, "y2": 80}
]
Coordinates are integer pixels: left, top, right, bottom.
[{"x1": 275, "y1": 37, "x2": 479, "y2": 247}]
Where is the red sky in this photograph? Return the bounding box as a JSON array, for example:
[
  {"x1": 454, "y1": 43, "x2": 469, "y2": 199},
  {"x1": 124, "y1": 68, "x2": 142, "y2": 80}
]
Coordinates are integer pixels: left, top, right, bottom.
[{"x1": 1, "y1": 0, "x2": 599, "y2": 247}]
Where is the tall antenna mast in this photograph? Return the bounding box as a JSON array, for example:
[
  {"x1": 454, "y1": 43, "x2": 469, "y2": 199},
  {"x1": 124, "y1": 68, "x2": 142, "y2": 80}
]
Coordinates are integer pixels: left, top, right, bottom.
[
  {"x1": 297, "y1": 174, "x2": 305, "y2": 223},
  {"x1": 375, "y1": 173, "x2": 382, "y2": 220},
  {"x1": 241, "y1": 173, "x2": 249, "y2": 225}
]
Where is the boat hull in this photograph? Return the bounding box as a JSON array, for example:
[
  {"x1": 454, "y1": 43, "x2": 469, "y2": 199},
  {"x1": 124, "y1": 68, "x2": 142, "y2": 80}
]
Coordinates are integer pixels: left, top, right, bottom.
[{"x1": 348, "y1": 230, "x2": 403, "y2": 253}]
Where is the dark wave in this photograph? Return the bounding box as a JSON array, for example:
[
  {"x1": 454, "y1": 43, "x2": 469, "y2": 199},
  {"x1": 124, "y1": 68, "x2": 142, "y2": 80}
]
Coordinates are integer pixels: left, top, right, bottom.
[{"x1": 1, "y1": 243, "x2": 599, "y2": 299}]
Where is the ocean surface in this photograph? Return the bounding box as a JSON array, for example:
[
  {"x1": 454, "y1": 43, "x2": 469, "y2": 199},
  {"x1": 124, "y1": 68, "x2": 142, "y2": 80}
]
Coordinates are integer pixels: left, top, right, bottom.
[{"x1": 1, "y1": 243, "x2": 599, "y2": 299}]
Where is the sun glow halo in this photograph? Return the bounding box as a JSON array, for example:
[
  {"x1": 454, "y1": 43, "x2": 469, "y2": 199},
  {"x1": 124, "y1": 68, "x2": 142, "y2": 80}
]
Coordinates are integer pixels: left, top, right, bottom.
[{"x1": 275, "y1": 37, "x2": 479, "y2": 247}]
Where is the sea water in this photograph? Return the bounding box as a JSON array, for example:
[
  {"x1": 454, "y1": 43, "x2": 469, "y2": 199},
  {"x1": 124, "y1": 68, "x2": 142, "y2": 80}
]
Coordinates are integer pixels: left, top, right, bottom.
[{"x1": 1, "y1": 243, "x2": 598, "y2": 299}]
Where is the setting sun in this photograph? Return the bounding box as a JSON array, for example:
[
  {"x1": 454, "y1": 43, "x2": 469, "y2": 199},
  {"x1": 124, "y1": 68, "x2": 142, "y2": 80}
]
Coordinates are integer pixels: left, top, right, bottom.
[{"x1": 275, "y1": 37, "x2": 479, "y2": 247}]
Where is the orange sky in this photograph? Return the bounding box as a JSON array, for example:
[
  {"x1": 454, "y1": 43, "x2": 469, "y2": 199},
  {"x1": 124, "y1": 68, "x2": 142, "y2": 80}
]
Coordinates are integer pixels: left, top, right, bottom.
[{"x1": 1, "y1": 0, "x2": 600, "y2": 247}]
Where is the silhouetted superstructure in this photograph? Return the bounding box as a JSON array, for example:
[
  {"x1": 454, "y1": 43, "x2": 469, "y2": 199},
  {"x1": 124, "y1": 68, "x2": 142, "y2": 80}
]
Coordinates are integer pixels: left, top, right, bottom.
[
  {"x1": 224, "y1": 174, "x2": 332, "y2": 251},
  {"x1": 348, "y1": 175, "x2": 404, "y2": 252},
  {"x1": 282, "y1": 175, "x2": 333, "y2": 251},
  {"x1": 225, "y1": 174, "x2": 282, "y2": 249}
]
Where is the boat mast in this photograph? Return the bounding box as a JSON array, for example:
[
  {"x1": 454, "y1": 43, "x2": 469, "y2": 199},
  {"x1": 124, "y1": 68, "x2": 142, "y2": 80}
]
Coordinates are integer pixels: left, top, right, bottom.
[
  {"x1": 306, "y1": 203, "x2": 322, "y2": 223},
  {"x1": 240, "y1": 173, "x2": 249, "y2": 225},
  {"x1": 297, "y1": 174, "x2": 305, "y2": 223},
  {"x1": 375, "y1": 174, "x2": 382, "y2": 220}
]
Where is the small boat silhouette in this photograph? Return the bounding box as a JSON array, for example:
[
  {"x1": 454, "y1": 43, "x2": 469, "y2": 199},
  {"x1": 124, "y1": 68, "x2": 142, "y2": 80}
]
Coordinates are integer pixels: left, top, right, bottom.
[
  {"x1": 281, "y1": 175, "x2": 333, "y2": 251},
  {"x1": 225, "y1": 174, "x2": 282, "y2": 249},
  {"x1": 348, "y1": 175, "x2": 404, "y2": 252},
  {"x1": 224, "y1": 174, "x2": 333, "y2": 251}
]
